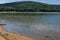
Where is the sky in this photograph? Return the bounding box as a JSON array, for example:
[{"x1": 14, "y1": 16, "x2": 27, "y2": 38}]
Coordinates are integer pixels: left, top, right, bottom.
[{"x1": 0, "y1": 0, "x2": 60, "y2": 5}]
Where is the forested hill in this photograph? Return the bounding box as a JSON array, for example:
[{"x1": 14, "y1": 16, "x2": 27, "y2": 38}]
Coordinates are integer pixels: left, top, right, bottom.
[{"x1": 0, "y1": 1, "x2": 60, "y2": 12}]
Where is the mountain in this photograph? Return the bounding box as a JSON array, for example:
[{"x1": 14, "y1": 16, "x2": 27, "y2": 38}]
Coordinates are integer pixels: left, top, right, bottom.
[{"x1": 0, "y1": 1, "x2": 60, "y2": 12}]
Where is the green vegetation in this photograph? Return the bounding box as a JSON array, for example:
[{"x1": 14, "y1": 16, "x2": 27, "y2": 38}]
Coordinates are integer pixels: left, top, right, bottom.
[{"x1": 0, "y1": 1, "x2": 60, "y2": 12}]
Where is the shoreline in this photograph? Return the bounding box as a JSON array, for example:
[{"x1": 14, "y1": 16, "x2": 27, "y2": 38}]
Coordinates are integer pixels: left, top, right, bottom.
[
  {"x1": 0, "y1": 24, "x2": 33, "y2": 40},
  {"x1": 0, "y1": 12, "x2": 60, "y2": 13}
]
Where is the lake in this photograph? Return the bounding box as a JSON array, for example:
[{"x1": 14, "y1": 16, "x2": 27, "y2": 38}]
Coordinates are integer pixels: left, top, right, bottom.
[{"x1": 0, "y1": 12, "x2": 60, "y2": 40}]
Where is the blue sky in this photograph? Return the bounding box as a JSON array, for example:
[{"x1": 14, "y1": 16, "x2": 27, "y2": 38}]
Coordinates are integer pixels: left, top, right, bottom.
[{"x1": 0, "y1": 0, "x2": 60, "y2": 5}]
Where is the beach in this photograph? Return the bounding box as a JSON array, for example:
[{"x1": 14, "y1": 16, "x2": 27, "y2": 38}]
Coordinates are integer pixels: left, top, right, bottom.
[{"x1": 0, "y1": 24, "x2": 33, "y2": 40}]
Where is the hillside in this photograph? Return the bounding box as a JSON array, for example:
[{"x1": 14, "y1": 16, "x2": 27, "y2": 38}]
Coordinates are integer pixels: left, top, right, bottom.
[{"x1": 0, "y1": 1, "x2": 60, "y2": 12}]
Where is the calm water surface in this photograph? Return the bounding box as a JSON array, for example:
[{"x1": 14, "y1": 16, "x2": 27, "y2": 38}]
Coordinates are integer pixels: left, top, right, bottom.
[{"x1": 0, "y1": 13, "x2": 60, "y2": 40}]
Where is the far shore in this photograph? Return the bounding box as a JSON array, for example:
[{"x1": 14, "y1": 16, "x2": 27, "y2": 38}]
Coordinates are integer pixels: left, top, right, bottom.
[
  {"x1": 0, "y1": 12, "x2": 60, "y2": 15},
  {"x1": 0, "y1": 12, "x2": 60, "y2": 13}
]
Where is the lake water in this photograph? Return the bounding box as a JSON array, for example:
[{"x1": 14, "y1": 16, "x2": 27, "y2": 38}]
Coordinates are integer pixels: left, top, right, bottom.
[{"x1": 0, "y1": 12, "x2": 60, "y2": 40}]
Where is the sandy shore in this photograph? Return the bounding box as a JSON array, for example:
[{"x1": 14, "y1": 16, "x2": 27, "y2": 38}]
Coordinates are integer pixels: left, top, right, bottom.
[{"x1": 0, "y1": 24, "x2": 33, "y2": 40}]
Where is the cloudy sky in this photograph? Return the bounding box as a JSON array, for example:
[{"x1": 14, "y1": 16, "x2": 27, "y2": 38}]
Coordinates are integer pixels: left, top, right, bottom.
[{"x1": 0, "y1": 0, "x2": 60, "y2": 5}]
